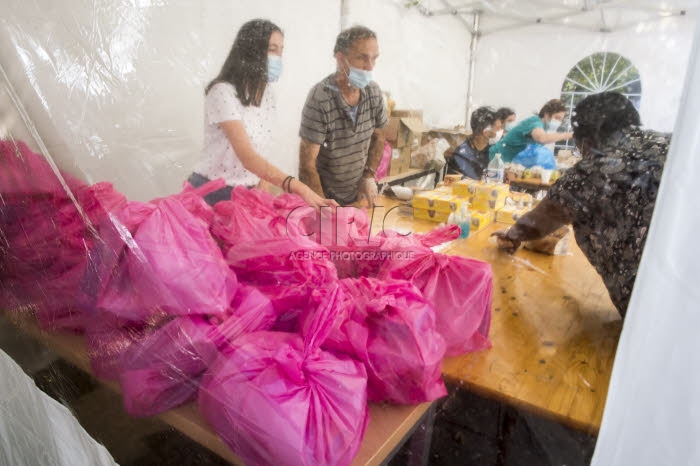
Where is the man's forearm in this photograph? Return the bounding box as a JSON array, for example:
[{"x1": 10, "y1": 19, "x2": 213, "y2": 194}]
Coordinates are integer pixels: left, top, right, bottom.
[
  {"x1": 298, "y1": 140, "x2": 324, "y2": 196},
  {"x1": 365, "y1": 129, "x2": 386, "y2": 176}
]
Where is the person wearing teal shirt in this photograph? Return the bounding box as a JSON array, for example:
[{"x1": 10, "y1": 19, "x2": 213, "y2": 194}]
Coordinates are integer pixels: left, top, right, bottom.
[{"x1": 489, "y1": 99, "x2": 573, "y2": 162}]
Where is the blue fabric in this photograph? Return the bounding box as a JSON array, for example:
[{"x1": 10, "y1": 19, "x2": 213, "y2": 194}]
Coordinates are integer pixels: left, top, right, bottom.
[
  {"x1": 511, "y1": 144, "x2": 557, "y2": 169},
  {"x1": 188, "y1": 172, "x2": 233, "y2": 206},
  {"x1": 448, "y1": 139, "x2": 489, "y2": 180},
  {"x1": 489, "y1": 115, "x2": 544, "y2": 162}
]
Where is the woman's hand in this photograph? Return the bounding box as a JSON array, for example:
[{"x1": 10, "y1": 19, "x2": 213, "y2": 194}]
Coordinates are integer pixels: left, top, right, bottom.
[
  {"x1": 292, "y1": 180, "x2": 339, "y2": 211},
  {"x1": 491, "y1": 229, "x2": 522, "y2": 254}
]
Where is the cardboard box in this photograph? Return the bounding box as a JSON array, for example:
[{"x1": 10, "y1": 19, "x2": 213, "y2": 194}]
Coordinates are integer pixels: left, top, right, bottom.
[
  {"x1": 413, "y1": 207, "x2": 450, "y2": 223},
  {"x1": 507, "y1": 192, "x2": 534, "y2": 207},
  {"x1": 425, "y1": 127, "x2": 471, "y2": 158},
  {"x1": 452, "y1": 178, "x2": 481, "y2": 198},
  {"x1": 388, "y1": 114, "x2": 429, "y2": 176},
  {"x1": 495, "y1": 204, "x2": 532, "y2": 225},
  {"x1": 438, "y1": 195, "x2": 469, "y2": 215},
  {"x1": 391, "y1": 109, "x2": 423, "y2": 119},
  {"x1": 385, "y1": 109, "x2": 424, "y2": 144},
  {"x1": 412, "y1": 191, "x2": 442, "y2": 211},
  {"x1": 472, "y1": 182, "x2": 511, "y2": 211},
  {"x1": 469, "y1": 210, "x2": 493, "y2": 232},
  {"x1": 432, "y1": 185, "x2": 453, "y2": 194},
  {"x1": 413, "y1": 191, "x2": 469, "y2": 214}
]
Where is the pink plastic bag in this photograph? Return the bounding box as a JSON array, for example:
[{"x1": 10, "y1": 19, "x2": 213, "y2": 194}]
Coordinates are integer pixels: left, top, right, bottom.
[
  {"x1": 378, "y1": 251, "x2": 493, "y2": 356},
  {"x1": 0, "y1": 139, "x2": 85, "y2": 198},
  {"x1": 225, "y1": 236, "x2": 338, "y2": 330},
  {"x1": 316, "y1": 277, "x2": 447, "y2": 404},
  {"x1": 33, "y1": 183, "x2": 127, "y2": 331},
  {"x1": 175, "y1": 178, "x2": 226, "y2": 226},
  {"x1": 198, "y1": 286, "x2": 369, "y2": 466},
  {"x1": 0, "y1": 170, "x2": 126, "y2": 331},
  {"x1": 127, "y1": 197, "x2": 238, "y2": 317},
  {"x1": 119, "y1": 284, "x2": 277, "y2": 417},
  {"x1": 375, "y1": 141, "x2": 392, "y2": 180},
  {"x1": 84, "y1": 312, "x2": 163, "y2": 381},
  {"x1": 283, "y1": 203, "x2": 374, "y2": 250},
  {"x1": 209, "y1": 185, "x2": 292, "y2": 255}
]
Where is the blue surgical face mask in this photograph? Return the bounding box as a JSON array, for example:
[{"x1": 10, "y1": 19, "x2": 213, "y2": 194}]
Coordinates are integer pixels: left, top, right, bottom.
[
  {"x1": 345, "y1": 60, "x2": 372, "y2": 89},
  {"x1": 547, "y1": 118, "x2": 562, "y2": 132},
  {"x1": 505, "y1": 121, "x2": 516, "y2": 131},
  {"x1": 267, "y1": 55, "x2": 283, "y2": 82}
]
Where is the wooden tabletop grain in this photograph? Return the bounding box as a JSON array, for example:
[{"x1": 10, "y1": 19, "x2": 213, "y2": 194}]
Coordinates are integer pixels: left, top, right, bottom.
[{"x1": 370, "y1": 196, "x2": 622, "y2": 434}]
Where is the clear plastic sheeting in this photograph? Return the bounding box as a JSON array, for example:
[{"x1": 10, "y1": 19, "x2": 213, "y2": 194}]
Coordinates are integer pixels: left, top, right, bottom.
[
  {"x1": 592, "y1": 16, "x2": 700, "y2": 466},
  {"x1": 1, "y1": 1, "x2": 699, "y2": 465},
  {"x1": 0, "y1": 349, "x2": 117, "y2": 466}
]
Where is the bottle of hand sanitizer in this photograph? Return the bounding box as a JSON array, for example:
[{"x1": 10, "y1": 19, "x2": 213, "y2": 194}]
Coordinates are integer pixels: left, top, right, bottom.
[{"x1": 458, "y1": 204, "x2": 471, "y2": 239}]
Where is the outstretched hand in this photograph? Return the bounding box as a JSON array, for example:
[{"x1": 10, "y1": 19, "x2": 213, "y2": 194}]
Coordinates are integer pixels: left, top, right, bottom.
[
  {"x1": 298, "y1": 185, "x2": 339, "y2": 211},
  {"x1": 359, "y1": 177, "x2": 378, "y2": 209},
  {"x1": 491, "y1": 229, "x2": 521, "y2": 254}
]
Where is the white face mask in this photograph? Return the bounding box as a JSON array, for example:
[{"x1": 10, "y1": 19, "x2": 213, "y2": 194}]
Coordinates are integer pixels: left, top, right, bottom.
[
  {"x1": 505, "y1": 121, "x2": 516, "y2": 131},
  {"x1": 343, "y1": 59, "x2": 372, "y2": 89},
  {"x1": 547, "y1": 118, "x2": 562, "y2": 132},
  {"x1": 487, "y1": 128, "x2": 503, "y2": 145}
]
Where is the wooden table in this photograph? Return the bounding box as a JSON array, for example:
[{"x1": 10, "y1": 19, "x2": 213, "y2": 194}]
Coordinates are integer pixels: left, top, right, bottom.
[
  {"x1": 508, "y1": 177, "x2": 554, "y2": 192},
  {"x1": 3, "y1": 312, "x2": 434, "y2": 466},
  {"x1": 370, "y1": 196, "x2": 622, "y2": 434},
  {"x1": 377, "y1": 167, "x2": 440, "y2": 190}
]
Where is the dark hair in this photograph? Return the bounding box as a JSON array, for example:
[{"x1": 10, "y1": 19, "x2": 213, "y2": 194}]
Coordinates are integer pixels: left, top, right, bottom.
[
  {"x1": 572, "y1": 92, "x2": 640, "y2": 146},
  {"x1": 470, "y1": 107, "x2": 497, "y2": 133},
  {"x1": 538, "y1": 99, "x2": 567, "y2": 118},
  {"x1": 495, "y1": 107, "x2": 515, "y2": 122},
  {"x1": 205, "y1": 19, "x2": 282, "y2": 107},
  {"x1": 334, "y1": 25, "x2": 377, "y2": 55}
]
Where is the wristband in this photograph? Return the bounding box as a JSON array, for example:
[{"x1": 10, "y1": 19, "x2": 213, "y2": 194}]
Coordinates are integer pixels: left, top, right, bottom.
[{"x1": 282, "y1": 175, "x2": 294, "y2": 193}]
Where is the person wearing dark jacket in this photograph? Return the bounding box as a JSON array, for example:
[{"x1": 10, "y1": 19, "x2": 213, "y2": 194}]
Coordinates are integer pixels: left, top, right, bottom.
[
  {"x1": 447, "y1": 107, "x2": 498, "y2": 180},
  {"x1": 493, "y1": 92, "x2": 670, "y2": 318}
]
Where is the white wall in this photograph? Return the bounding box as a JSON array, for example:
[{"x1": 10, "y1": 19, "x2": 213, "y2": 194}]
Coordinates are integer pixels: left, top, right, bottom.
[
  {"x1": 0, "y1": 0, "x2": 341, "y2": 201},
  {"x1": 344, "y1": 0, "x2": 471, "y2": 129},
  {"x1": 1, "y1": 1, "x2": 694, "y2": 200},
  {"x1": 1, "y1": 0, "x2": 471, "y2": 201},
  {"x1": 472, "y1": 14, "x2": 696, "y2": 132}
]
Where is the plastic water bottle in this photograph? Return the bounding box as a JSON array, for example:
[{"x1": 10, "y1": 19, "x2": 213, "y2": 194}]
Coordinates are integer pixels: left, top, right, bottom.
[
  {"x1": 458, "y1": 204, "x2": 470, "y2": 239},
  {"x1": 487, "y1": 153, "x2": 505, "y2": 184}
]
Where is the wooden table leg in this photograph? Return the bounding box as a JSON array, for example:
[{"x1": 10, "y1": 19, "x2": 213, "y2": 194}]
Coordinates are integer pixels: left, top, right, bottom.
[{"x1": 405, "y1": 402, "x2": 436, "y2": 466}]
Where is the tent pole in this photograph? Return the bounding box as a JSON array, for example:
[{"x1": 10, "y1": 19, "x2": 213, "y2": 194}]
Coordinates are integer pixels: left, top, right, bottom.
[
  {"x1": 466, "y1": 11, "x2": 480, "y2": 126},
  {"x1": 340, "y1": 0, "x2": 349, "y2": 30}
]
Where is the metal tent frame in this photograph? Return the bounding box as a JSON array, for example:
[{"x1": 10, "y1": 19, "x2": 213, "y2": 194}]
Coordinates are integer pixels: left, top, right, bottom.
[{"x1": 405, "y1": 0, "x2": 696, "y2": 122}]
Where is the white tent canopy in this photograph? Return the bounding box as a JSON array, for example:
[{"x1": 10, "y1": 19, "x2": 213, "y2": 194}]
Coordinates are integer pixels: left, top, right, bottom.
[
  {"x1": 405, "y1": 0, "x2": 697, "y2": 122},
  {"x1": 1, "y1": 1, "x2": 699, "y2": 464}
]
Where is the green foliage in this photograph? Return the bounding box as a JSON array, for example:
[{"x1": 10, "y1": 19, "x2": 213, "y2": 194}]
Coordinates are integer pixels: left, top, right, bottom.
[{"x1": 561, "y1": 52, "x2": 641, "y2": 95}]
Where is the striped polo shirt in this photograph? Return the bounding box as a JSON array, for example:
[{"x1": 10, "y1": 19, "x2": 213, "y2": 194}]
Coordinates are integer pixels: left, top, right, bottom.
[{"x1": 299, "y1": 74, "x2": 388, "y2": 204}]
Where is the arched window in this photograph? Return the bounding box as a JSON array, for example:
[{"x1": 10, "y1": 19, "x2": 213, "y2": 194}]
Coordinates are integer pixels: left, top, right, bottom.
[{"x1": 559, "y1": 52, "x2": 642, "y2": 149}]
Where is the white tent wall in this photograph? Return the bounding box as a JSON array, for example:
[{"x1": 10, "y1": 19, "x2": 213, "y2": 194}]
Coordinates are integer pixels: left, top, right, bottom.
[
  {"x1": 472, "y1": 14, "x2": 696, "y2": 132},
  {"x1": 344, "y1": 0, "x2": 471, "y2": 128},
  {"x1": 592, "y1": 16, "x2": 700, "y2": 466},
  {"x1": 0, "y1": 0, "x2": 470, "y2": 202},
  {"x1": 0, "y1": 0, "x2": 342, "y2": 201}
]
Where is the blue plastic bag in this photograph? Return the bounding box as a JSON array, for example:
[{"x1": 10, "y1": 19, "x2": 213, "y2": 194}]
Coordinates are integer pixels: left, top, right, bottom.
[{"x1": 511, "y1": 144, "x2": 556, "y2": 169}]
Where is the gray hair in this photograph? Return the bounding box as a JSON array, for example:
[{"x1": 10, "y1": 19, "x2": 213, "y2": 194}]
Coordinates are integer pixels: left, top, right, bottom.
[{"x1": 334, "y1": 25, "x2": 377, "y2": 55}]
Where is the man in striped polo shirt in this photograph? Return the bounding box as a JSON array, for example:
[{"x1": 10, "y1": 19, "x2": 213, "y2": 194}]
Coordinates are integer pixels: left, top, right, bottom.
[{"x1": 298, "y1": 25, "x2": 388, "y2": 207}]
